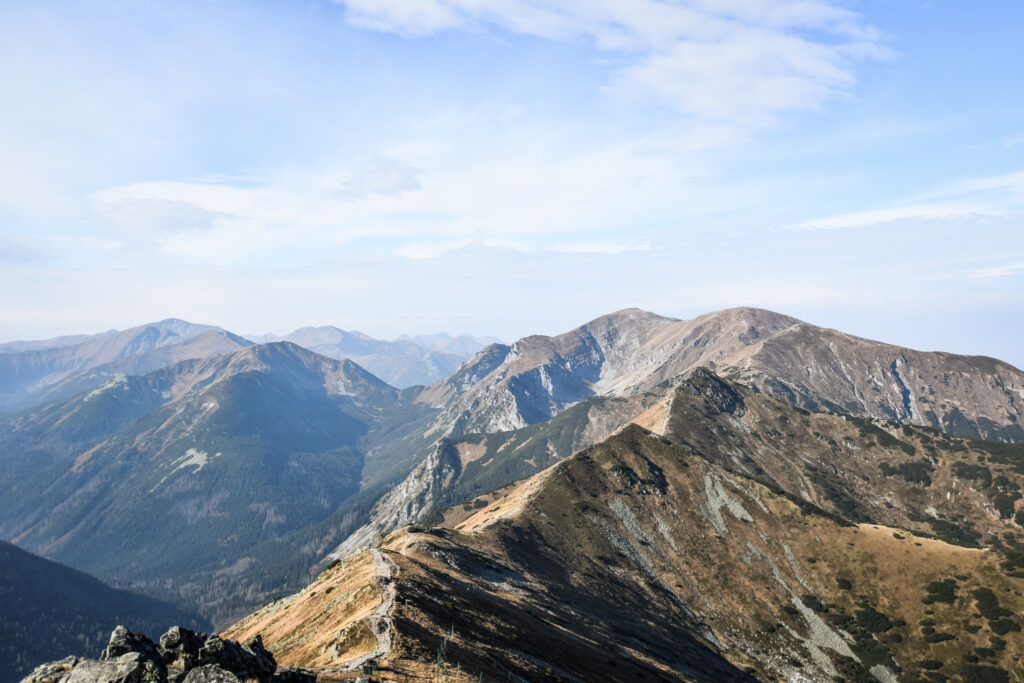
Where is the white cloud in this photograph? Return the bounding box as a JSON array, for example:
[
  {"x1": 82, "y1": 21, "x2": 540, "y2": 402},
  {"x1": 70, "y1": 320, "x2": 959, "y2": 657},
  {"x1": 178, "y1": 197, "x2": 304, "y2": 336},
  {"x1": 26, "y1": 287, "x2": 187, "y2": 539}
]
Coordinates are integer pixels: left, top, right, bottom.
[
  {"x1": 787, "y1": 168, "x2": 1024, "y2": 231},
  {"x1": 335, "y1": 157, "x2": 423, "y2": 201},
  {"x1": 967, "y1": 261, "x2": 1024, "y2": 280},
  {"x1": 1005, "y1": 134, "x2": 1024, "y2": 148},
  {"x1": 788, "y1": 203, "x2": 1000, "y2": 231},
  {"x1": 337, "y1": 0, "x2": 891, "y2": 133},
  {"x1": 88, "y1": 138, "x2": 703, "y2": 264},
  {"x1": 938, "y1": 170, "x2": 1024, "y2": 200}
]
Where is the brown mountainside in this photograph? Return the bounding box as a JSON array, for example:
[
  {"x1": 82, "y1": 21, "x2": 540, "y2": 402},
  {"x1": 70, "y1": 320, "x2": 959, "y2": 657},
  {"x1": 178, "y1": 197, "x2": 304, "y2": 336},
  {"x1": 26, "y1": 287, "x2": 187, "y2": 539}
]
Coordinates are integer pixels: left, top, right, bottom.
[
  {"x1": 226, "y1": 371, "x2": 1024, "y2": 682},
  {"x1": 653, "y1": 368, "x2": 1024, "y2": 550},
  {"x1": 416, "y1": 307, "x2": 1024, "y2": 441}
]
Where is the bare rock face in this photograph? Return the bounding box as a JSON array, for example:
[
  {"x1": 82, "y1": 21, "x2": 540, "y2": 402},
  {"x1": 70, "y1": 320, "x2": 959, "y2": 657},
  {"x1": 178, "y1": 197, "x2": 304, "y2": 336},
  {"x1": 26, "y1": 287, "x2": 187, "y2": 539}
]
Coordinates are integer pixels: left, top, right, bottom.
[
  {"x1": 197, "y1": 635, "x2": 275, "y2": 683},
  {"x1": 21, "y1": 652, "x2": 164, "y2": 683},
  {"x1": 19, "y1": 657, "x2": 80, "y2": 683},
  {"x1": 416, "y1": 307, "x2": 1024, "y2": 441},
  {"x1": 158, "y1": 626, "x2": 207, "y2": 672},
  {"x1": 273, "y1": 669, "x2": 316, "y2": 683},
  {"x1": 179, "y1": 666, "x2": 241, "y2": 683},
  {"x1": 21, "y1": 627, "x2": 283, "y2": 683},
  {"x1": 102, "y1": 626, "x2": 165, "y2": 675},
  {"x1": 67, "y1": 654, "x2": 164, "y2": 683}
]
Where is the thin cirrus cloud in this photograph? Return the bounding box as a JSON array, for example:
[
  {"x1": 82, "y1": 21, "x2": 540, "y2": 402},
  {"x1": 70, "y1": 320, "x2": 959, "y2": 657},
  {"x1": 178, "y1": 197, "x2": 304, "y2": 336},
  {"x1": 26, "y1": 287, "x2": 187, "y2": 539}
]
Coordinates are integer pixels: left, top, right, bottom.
[
  {"x1": 337, "y1": 0, "x2": 894, "y2": 133},
  {"x1": 967, "y1": 262, "x2": 1024, "y2": 280},
  {"x1": 787, "y1": 204, "x2": 1002, "y2": 231},
  {"x1": 787, "y1": 168, "x2": 1024, "y2": 231},
  {"x1": 334, "y1": 158, "x2": 424, "y2": 201},
  {"x1": 88, "y1": 140, "x2": 699, "y2": 265}
]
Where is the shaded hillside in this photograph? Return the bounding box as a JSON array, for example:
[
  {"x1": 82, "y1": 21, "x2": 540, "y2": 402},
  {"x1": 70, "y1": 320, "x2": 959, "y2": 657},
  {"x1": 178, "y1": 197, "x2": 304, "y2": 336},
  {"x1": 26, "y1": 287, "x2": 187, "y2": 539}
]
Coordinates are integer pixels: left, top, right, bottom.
[
  {"x1": 0, "y1": 541, "x2": 207, "y2": 683},
  {"x1": 414, "y1": 307, "x2": 1024, "y2": 441},
  {"x1": 227, "y1": 418, "x2": 1024, "y2": 682},
  {"x1": 334, "y1": 353, "x2": 1024, "y2": 560},
  {"x1": 0, "y1": 342, "x2": 435, "y2": 624},
  {"x1": 654, "y1": 368, "x2": 1024, "y2": 551},
  {"x1": 329, "y1": 390, "x2": 667, "y2": 560}
]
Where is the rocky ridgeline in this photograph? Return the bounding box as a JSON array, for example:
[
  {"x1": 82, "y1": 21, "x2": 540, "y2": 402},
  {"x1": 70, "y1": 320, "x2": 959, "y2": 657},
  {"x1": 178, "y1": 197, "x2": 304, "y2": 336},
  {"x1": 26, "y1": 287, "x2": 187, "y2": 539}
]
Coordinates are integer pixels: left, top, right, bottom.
[{"x1": 21, "y1": 625, "x2": 315, "y2": 683}]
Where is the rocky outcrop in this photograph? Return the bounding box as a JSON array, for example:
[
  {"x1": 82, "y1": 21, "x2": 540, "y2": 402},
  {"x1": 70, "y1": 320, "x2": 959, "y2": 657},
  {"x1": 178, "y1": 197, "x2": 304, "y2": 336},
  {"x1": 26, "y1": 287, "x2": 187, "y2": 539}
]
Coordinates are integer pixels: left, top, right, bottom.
[
  {"x1": 179, "y1": 666, "x2": 240, "y2": 683},
  {"x1": 21, "y1": 627, "x2": 288, "y2": 683},
  {"x1": 158, "y1": 627, "x2": 207, "y2": 672},
  {"x1": 327, "y1": 391, "x2": 664, "y2": 560},
  {"x1": 102, "y1": 626, "x2": 165, "y2": 674},
  {"x1": 327, "y1": 439, "x2": 462, "y2": 560},
  {"x1": 198, "y1": 635, "x2": 275, "y2": 683},
  {"x1": 414, "y1": 307, "x2": 1024, "y2": 441}
]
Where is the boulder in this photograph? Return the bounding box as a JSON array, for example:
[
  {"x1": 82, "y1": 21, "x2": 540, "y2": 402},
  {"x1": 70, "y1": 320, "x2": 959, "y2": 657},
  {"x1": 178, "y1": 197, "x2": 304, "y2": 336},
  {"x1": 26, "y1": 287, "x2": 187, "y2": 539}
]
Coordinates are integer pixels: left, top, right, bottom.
[
  {"x1": 273, "y1": 668, "x2": 317, "y2": 682},
  {"x1": 198, "y1": 634, "x2": 276, "y2": 682},
  {"x1": 243, "y1": 635, "x2": 275, "y2": 675},
  {"x1": 102, "y1": 625, "x2": 166, "y2": 675},
  {"x1": 181, "y1": 665, "x2": 242, "y2": 683},
  {"x1": 22, "y1": 652, "x2": 163, "y2": 683},
  {"x1": 19, "y1": 656, "x2": 80, "y2": 683},
  {"x1": 21, "y1": 626, "x2": 278, "y2": 683},
  {"x1": 54, "y1": 653, "x2": 162, "y2": 683},
  {"x1": 158, "y1": 626, "x2": 208, "y2": 671}
]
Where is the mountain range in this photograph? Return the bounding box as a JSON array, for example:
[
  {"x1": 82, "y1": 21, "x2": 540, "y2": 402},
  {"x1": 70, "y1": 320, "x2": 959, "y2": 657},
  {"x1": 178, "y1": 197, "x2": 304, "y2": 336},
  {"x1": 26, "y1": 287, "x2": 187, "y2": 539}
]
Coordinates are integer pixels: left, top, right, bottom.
[
  {"x1": 6, "y1": 306, "x2": 1024, "y2": 681},
  {"x1": 416, "y1": 307, "x2": 1023, "y2": 440},
  {"x1": 227, "y1": 370, "x2": 1024, "y2": 682},
  {"x1": 0, "y1": 321, "x2": 497, "y2": 414}
]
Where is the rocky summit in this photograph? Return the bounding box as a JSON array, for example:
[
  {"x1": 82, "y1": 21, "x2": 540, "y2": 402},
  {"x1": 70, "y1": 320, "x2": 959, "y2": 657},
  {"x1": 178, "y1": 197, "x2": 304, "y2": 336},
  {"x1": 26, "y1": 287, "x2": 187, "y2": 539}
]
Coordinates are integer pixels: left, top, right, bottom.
[{"x1": 22, "y1": 624, "x2": 315, "y2": 683}]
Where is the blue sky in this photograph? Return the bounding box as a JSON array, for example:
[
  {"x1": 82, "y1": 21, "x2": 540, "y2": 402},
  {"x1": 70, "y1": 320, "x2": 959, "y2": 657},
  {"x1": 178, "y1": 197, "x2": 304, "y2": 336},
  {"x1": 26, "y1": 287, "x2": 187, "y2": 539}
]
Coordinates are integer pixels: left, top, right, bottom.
[{"x1": 1, "y1": 0, "x2": 1022, "y2": 367}]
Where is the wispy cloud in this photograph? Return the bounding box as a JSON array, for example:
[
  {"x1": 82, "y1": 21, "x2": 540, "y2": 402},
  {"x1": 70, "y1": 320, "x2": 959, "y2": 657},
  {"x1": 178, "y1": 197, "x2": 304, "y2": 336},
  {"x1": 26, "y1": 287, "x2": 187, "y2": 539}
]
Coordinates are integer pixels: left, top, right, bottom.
[
  {"x1": 967, "y1": 261, "x2": 1024, "y2": 280},
  {"x1": 337, "y1": 0, "x2": 892, "y2": 136},
  {"x1": 88, "y1": 139, "x2": 700, "y2": 264},
  {"x1": 787, "y1": 168, "x2": 1024, "y2": 231},
  {"x1": 335, "y1": 157, "x2": 423, "y2": 201},
  {"x1": 787, "y1": 203, "x2": 999, "y2": 231},
  {"x1": 1005, "y1": 134, "x2": 1024, "y2": 148}
]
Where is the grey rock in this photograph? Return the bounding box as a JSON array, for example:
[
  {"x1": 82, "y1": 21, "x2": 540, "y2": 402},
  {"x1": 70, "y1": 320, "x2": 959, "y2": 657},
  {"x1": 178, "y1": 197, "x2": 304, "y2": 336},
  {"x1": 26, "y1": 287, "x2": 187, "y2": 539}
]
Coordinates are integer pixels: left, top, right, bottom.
[
  {"x1": 22, "y1": 652, "x2": 163, "y2": 683},
  {"x1": 66, "y1": 653, "x2": 163, "y2": 683},
  {"x1": 243, "y1": 635, "x2": 276, "y2": 676},
  {"x1": 19, "y1": 656, "x2": 80, "y2": 683},
  {"x1": 199, "y1": 634, "x2": 276, "y2": 682},
  {"x1": 159, "y1": 625, "x2": 208, "y2": 671},
  {"x1": 273, "y1": 668, "x2": 317, "y2": 682},
  {"x1": 102, "y1": 625, "x2": 165, "y2": 675},
  {"x1": 182, "y1": 665, "x2": 242, "y2": 683}
]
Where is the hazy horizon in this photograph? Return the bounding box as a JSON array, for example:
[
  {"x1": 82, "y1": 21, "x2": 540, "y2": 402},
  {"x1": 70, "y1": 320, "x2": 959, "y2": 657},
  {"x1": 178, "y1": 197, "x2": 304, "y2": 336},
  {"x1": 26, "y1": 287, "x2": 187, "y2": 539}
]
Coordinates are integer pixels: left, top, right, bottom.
[{"x1": 3, "y1": 303, "x2": 1023, "y2": 374}]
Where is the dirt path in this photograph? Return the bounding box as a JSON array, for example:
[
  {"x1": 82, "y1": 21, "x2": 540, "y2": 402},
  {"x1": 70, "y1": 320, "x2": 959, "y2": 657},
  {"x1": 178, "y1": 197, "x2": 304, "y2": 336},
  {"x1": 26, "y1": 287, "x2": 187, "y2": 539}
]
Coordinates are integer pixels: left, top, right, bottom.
[{"x1": 343, "y1": 548, "x2": 396, "y2": 673}]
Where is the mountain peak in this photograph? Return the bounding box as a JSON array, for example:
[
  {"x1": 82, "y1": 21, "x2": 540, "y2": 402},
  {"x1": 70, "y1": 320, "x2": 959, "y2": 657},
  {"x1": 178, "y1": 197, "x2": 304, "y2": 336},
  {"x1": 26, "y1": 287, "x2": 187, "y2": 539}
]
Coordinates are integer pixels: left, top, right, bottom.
[{"x1": 143, "y1": 318, "x2": 219, "y2": 338}]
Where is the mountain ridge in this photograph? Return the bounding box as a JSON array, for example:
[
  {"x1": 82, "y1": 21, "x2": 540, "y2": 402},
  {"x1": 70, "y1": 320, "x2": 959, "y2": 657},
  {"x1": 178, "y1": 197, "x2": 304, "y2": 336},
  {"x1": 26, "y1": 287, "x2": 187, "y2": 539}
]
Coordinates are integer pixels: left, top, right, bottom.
[
  {"x1": 226, "y1": 372, "x2": 1024, "y2": 681},
  {"x1": 414, "y1": 306, "x2": 1024, "y2": 441},
  {"x1": 0, "y1": 341, "x2": 436, "y2": 624}
]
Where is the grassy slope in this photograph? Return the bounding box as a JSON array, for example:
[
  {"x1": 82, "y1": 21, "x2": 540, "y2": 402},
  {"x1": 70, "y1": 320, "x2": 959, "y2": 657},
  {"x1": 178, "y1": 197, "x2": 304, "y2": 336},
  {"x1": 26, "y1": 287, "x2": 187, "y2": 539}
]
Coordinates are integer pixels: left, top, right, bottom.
[{"x1": 235, "y1": 420, "x2": 1024, "y2": 681}]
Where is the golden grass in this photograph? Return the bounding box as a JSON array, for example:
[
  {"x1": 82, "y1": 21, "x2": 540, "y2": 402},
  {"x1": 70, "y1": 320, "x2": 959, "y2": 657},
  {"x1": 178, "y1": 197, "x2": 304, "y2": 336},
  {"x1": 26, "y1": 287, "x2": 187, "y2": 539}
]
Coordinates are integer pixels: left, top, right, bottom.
[{"x1": 223, "y1": 550, "x2": 383, "y2": 668}]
